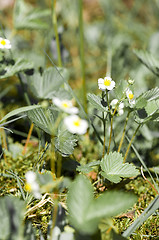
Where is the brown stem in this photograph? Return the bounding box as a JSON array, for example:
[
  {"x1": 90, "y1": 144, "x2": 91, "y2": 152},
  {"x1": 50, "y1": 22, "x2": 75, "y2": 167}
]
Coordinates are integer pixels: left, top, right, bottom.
[
  {"x1": 141, "y1": 166, "x2": 158, "y2": 195},
  {"x1": 22, "y1": 123, "x2": 34, "y2": 155}
]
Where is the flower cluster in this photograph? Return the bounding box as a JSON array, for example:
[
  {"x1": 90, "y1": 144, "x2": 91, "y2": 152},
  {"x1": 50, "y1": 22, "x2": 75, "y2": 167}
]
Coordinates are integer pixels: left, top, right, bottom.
[
  {"x1": 52, "y1": 97, "x2": 88, "y2": 135},
  {"x1": 98, "y1": 75, "x2": 136, "y2": 112},
  {"x1": 0, "y1": 37, "x2": 11, "y2": 49},
  {"x1": 25, "y1": 171, "x2": 41, "y2": 199},
  {"x1": 110, "y1": 99, "x2": 124, "y2": 115}
]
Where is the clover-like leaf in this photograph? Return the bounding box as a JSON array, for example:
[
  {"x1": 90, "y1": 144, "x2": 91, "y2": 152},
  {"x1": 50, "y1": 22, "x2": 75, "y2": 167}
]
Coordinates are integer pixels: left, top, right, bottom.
[
  {"x1": 134, "y1": 49, "x2": 159, "y2": 76},
  {"x1": 55, "y1": 127, "x2": 78, "y2": 156},
  {"x1": 87, "y1": 93, "x2": 106, "y2": 112},
  {"x1": 27, "y1": 107, "x2": 57, "y2": 135},
  {"x1": 67, "y1": 175, "x2": 137, "y2": 235},
  {"x1": 13, "y1": 0, "x2": 51, "y2": 30},
  {"x1": 28, "y1": 67, "x2": 68, "y2": 99},
  {"x1": 0, "y1": 58, "x2": 33, "y2": 79},
  {"x1": 100, "y1": 152, "x2": 139, "y2": 183}
]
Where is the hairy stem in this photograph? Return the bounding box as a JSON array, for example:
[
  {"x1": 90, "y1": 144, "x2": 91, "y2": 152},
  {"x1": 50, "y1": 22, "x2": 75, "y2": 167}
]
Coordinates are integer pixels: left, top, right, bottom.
[
  {"x1": 22, "y1": 123, "x2": 34, "y2": 155},
  {"x1": 118, "y1": 111, "x2": 130, "y2": 153},
  {"x1": 123, "y1": 124, "x2": 141, "y2": 163}
]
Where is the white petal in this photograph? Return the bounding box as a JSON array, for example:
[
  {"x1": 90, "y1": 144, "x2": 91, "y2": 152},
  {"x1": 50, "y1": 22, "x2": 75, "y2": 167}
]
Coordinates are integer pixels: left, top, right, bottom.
[
  {"x1": 98, "y1": 78, "x2": 104, "y2": 84},
  {"x1": 107, "y1": 80, "x2": 115, "y2": 90},
  {"x1": 26, "y1": 171, "x2": 36, "y2": 183}
]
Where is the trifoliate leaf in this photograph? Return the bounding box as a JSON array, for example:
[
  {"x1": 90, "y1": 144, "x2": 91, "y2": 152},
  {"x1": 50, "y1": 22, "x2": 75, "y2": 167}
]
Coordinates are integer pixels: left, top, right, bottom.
[
  {"x1": 28, "y1": 67, "x2": 68, "y2": 99},
  {"x1": 87, "y1": 93, "x2": 106, "y2": 112},
  {"x1": 145, "y1": 100, "x2": 159, "y2": 115},
  {"x1": 13, "y1": 0, "x2": 51, "y2": 30},
  {"x1": 100, "y1": 152, "x2": 139, "y2": 183},
  {"x1": 67, "y1": 175, "x2": 137, "y2": 235},
  {"x1": 0, "y1": 105, "x2": 41, "y2": 123},
  {"x1": 55, "y1": 128, "x2": 78, "y2": 156},
  {"x1": 137, "y1": 87, "x2": 159, "y2": 103},
  {"x1": 27, "y1": 107, "x2": 57, "y2": 135},
  {"x1": 67, "y1": 175, "x2": 96, "y2": 234},
  {"x1": 134, "y1": 49, "x2": 159, "y2": 76},
  {"x1": 0, "y1": 58, "x2": 33, "y2": 79},
  {"x1": 76, "y1": 161, "x2": 100, "y2": 173}
]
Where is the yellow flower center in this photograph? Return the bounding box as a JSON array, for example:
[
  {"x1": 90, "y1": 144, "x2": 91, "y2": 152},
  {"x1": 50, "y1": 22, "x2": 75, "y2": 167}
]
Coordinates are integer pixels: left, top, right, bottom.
[
  {"x1": 128, "y1": 93, "x2": 134, "y2": 100},
  {"x1": 104, "y1": 78, "x2": 111, "y2": 86},
  {"x1": 62, "y1": 102, "x2": 69, "y2": 108},
  {"x1": 25, "y1": 183, "x2": 32, "y2": 192},
  {"x1": 73, "y1": 119, "x2": 81, "y2": 127},
  {"x1": 0, "y1": 39, "x2": 6, "y2": 46}
]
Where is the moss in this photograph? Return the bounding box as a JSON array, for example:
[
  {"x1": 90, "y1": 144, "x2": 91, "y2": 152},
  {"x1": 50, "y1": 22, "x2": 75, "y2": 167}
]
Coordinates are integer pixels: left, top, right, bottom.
[{"x1": 113, "y1": 177, "x2": 159, "y2": 239}]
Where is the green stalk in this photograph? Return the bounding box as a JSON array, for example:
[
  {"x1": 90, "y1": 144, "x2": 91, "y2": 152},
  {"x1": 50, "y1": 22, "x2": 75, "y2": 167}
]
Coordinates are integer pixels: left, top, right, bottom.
[
  {"x1": 79, "y1": 0, "x2": 87, "y2": 113},
  {"x1": 123, "y1": 124, "x2": 141, "y2": 163},
  {"x1": 52, "y1": 0, "x2": 62, "y2": 67},
  {"x1": 102, "y1": 112, "x2": 106, "y2": 158},
  {"x1": 118, "y1": 111, "x2": 130, "y2": 153},
  {"x1": 107, "y1": 116, "x2": 113, "y2": 154}
]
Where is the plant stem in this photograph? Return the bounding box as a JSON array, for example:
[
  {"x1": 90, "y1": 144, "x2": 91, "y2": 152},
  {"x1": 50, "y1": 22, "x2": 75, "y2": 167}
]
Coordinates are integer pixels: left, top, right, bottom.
[
  {"x1": 17, "y1": 73, "x2": 31, "y2": 105},
  {"x1": 102, "y1": 112, "x2": 106, "y2": 158},
  {"x1": 79, "y1": 0, "x2": 87, "y2": 113},
  {"x1": 123, "y1": 124, "x2": 141, "y2": 163},
  {"x1": 107, "y1": 116, "x2": 113, "y2": 154},
  {"x1": 50, "y1": 196, "x2": 59, "y2": 238},
  {"x1": 22, "y1": 123, "x2": 34, "y2": 155},
  {"x1": 51, "y1": 136, "x2": 56, "y2": 174},
  {"x1": 141, "y1": 166, "x2": 158, "y2": 195},
  {"x1": 118, "y1": 111, "x2": 130, "y2": 153},
  {"x1": 52, "y1": 0, "x2": 62, "y2": 67},
  {"x1": 57, "y1": 152, "x2": 62, "y2": 178}
]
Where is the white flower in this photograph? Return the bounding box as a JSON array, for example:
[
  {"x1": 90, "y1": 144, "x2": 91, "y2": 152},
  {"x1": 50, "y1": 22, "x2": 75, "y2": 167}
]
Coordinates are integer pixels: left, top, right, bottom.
[
  {"x1": 25, "y1": 171, "x2": 41, "y2": 199},
  {"x1": 64, "y1": 115, "x2": 88, "y2": 135},
  {"x1": 98, "y1": 76, "x2": 115, "y2": 91},
  {"x1": 126, "y1": 88, "x2": 135, "y2": 106},
  {"x1": 53, "y1": 97, "x2": 79, "y2": 114},
  {"x1": 0, "y1": 37, "x2": 11, "y2": 49},
  {"x1": 110, "y1": 99, "x2": 124, "y2": 115}
]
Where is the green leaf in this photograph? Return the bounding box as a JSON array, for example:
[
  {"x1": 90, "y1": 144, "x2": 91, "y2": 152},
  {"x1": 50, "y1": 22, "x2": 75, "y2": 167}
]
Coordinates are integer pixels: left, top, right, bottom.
[
  {"x1": 141, "y1": 87, "x2": 159, "y2": 101},
  {"x1": 86, "y1": 191, "x2": 137, "y2": 222},
  {"x1": 136, "y1": 87, "x2": 159, "y2": 108},
  {"x1": 145, "y1": 100, "x2": 159, "y2": 115},
  {"x1": 55, "y1": 127, "x2": 78, "y2": 156},
  {"x1": 28, "y1": 67, "x2": 68, "y2": 99},
  {"x1": 135, "y1": 98, "x2": 147, "y2": 109},
  {"x1": 87, "y1": 93, "x2": 106, "y2": 112},
  {"x1": 67, "y1": 175, "x2": 95, "y2": 234},
  {"x1": 133, "y1": 49, "x2": 159, "y2": 76},
  {"x1": 149, "y1": 166, "x2": 159, "y2": 174},
  {"x1": 67, "y1": 175, "x2": 137, "y2": 235},
  {"x1": 27, "y1": 107, "x2": 56, "y2": 135},
  {"x1": 0, "y1": 198, "x2": 10, "y2": 238},
  {"x1": 76, "y1": 161, "x2": 100, "y2": 173},
  {"x1": 100, "y1": 152, "x2": 139, "y2": 183},
  {"x1": 13, "y1": 0, "x2": 51, "y2": 30},
  {"x1": 0, "y1": 58, "x2": 33, "y2": 79},
  {"x1": 0, "y1": 105, "x2": 41, "y2": 123},
  {"x1": 0, "y1": 196, "x2": 25, "y2": 239}
]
